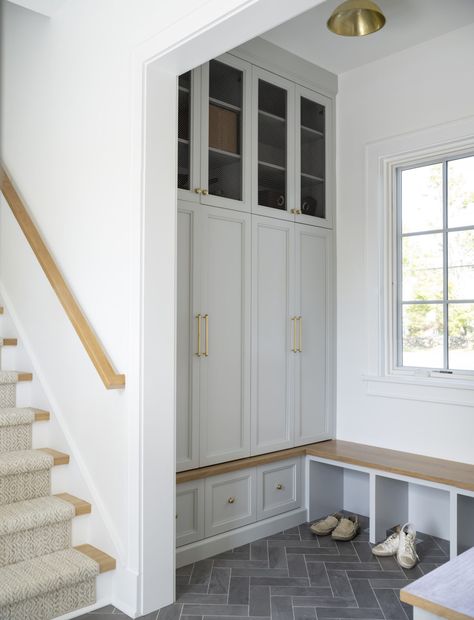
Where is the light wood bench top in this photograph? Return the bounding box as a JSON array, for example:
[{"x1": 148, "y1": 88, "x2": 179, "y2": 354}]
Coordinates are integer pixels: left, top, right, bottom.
[
  {"x1": 177, "y1": 439, "x2": 474, "y2": 492},
  {"x1": 400, "y1": 548, "x2": 474, "y2": 620}
]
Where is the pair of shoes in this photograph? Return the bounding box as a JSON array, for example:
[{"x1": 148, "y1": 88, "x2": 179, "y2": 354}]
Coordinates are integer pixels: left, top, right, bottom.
[
  {"x1": 372, "y1": 523, "x2": 420, "y2": 569},
  {"x1": 310, "y1": 513, "x2": 360, "y2": 541}
]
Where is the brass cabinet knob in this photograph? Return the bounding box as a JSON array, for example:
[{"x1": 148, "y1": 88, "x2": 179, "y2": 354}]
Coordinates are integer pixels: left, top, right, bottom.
[
  {"x1": 202, "y1": 189, "x2": 209, "y2": 196},
  {"x1": 227, "y1": 497, "x2": 235, "y2": 504},
  {"x1": 194, "y1": 188, "x2": 203, "y2": 194},
  {"x1": 276, "y1": 483, "x2": 283, "y2": 490}
]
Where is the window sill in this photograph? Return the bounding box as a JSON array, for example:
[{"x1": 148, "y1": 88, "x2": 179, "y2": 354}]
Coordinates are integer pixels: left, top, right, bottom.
[{"x1": 363, "y1": 374, "x2": 474, "y2": 407}]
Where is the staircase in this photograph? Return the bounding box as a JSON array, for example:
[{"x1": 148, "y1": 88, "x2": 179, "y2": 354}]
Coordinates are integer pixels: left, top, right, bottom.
[{"x1": 0, "y1": 306, "x2": 115, "y2": 620}]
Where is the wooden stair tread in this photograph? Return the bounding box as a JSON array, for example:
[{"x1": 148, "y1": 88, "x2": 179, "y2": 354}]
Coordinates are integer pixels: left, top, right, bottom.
[
  {"x1": 177, "y1": 440, "x2": 474, "y2": 492},
  {"x1": 38, "y1": 448, "x2": 70, "y2": 466},
  {"x1": 33, "y1": 409, "x2": 50, "y2": 422},
  {"x1": 54, "y1": 493, "x2": 91, "y2": 516},
  {"x1": 2, "y1": 338, "x2": 17, "y2": 346},
  {"x1": 75, "y1": 544, "x2": 116, "y2": 573},
  {"x1": 16, "y1": 371, "x2": 33, "y2": 382}
]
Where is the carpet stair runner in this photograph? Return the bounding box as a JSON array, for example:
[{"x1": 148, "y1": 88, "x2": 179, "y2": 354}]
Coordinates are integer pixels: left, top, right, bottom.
[{"x1": 0, "y1": 362, "x2": 115, "y2": 619}]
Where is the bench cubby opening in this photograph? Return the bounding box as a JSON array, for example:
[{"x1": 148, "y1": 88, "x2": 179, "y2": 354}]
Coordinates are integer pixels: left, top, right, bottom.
[
  {"x1": 307, "y1": 459, "x2": 370, "y2": 522},
  {"x1": 374, "y1": 474, "x2": 450, "y2": 545},
  {"x1": 457, "y1": 492, "x2": 474, "y2": 555}
]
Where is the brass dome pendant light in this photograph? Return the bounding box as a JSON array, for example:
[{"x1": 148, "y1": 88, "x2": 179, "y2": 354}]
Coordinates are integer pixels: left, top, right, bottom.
[{"x1": 327, "y1": 0, "x2": 386, "y2": 36}]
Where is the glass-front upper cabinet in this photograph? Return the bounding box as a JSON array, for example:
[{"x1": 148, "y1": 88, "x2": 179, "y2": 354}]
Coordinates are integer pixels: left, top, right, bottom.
[
  {"x1": 295, "y1": 86, "x2": 332, "y2": 228},
  {"x1": 252, "y1": 67, "x2": 295, "y2": 221},
  {"x1": 177, "y1": 55, "x2": 251, "y2": 211}
]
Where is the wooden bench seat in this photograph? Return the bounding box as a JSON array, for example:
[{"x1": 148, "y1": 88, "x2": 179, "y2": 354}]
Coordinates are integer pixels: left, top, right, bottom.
[
  {"x1": 400, "y1": 547, "x2": 474, "y2": 620},
  {"x1": 177, "y1": 439, "x2": 474, "y2": 492}
]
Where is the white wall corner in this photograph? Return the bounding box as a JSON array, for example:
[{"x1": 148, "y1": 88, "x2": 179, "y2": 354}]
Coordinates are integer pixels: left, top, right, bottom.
[{"x1": 6, "y1": 0, "x2": 67, "y2": 17}]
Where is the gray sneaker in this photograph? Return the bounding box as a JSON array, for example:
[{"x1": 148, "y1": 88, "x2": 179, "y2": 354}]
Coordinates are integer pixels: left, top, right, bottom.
[{"x1": 397, "y1": 522, "x2": 419, "y2": 569}]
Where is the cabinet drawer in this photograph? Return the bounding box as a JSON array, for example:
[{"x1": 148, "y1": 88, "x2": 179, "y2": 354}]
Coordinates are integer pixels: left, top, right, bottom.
[
  {"x1": 257, "y1": 457, "x2": 302, "y2": 519},
  {"x1": 176, "y1": 480, "x2": 204, "y2": 547},
  {"x1": 205, "y1": 469, "x2": 256, "y2": 537}
]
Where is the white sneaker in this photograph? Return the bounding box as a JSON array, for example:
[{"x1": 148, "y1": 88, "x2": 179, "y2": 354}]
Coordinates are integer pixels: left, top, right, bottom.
[
  {"x1": 371, "y1": 527, "x2": 400, "y2": 557},
  {"x1": 397, "y1": 522, "x2": 419, "y2": 569}
]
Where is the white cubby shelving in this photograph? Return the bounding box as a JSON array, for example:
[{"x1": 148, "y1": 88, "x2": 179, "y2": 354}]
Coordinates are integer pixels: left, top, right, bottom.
[{"x1": 306, "y1": 455, "x2": 473, "y2": 560}]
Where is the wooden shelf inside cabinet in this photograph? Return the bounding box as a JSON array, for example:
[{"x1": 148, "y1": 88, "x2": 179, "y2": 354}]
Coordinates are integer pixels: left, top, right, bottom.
[
  {"x1": 301, "y1": 125, "x2": 324, "y2": 139},
  {"x1": 209, "y1": 147, "x2": 241, "y2": 170},
  {"x1": 178, "y1": 138, "x2": 190, "y2": 145},
  {"x1": 301, "y1": 172, "x2": 324, "y2": 183},
  {"x1": 259, "y1": 160, "x2": 285, "y2": 172},
  {"x1": 209, "y1": 97, "x2": 241, "y2": 113},
  {"x1": 259, "y1": 109, "x2": 285, "y2": 123}
]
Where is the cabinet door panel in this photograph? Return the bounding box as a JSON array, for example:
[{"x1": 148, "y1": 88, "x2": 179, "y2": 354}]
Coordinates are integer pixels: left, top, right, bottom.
[
  {"x1": 294, "y1": 224, "x2": 333, "y2": 445},
  {"x1": 200, "y1": 54, "x2": 252, "y2": 212},
  {"x1": 177, "y1": 204, "x2": 201, "y2": 471},
  {"x1": 252, "y1": 67, "x2": 295, "y2": 222},
  {"x1": 178, "y1": 67, "x2": 202, "y2": 203},
  {"x1": 251, "y1": 216, "x2": 295, "y2": 454},
  {"x1": 295, "y1": 86, "x2": 333, "y2": 229},
  {"x1": 200, "y1": 207, "x2": 251, "y2": 466},
  {"x1": 176, "y1": 480, "x2": 204, "y2": 547}
]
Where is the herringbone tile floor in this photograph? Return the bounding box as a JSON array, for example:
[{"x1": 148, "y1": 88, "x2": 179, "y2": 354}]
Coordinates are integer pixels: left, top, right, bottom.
[{"x1": 78, "y1": 517, "x2": 449, "y2": 620}]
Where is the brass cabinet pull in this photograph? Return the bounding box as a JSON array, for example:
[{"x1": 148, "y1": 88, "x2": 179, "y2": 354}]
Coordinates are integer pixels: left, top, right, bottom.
[
  {"x1": 194, "y1": 188, "x2": 203, "y2": 194},
  {"x1": 196, "y1": 314, "x2": 202, "y2": 356},
  {"x1": 202, "y1": 189, "x2": 209, "y2": 196},
  {"x1": 276, "y1": 483, "x2": 283, "y2": 490},
  {"x1": 291, "y1": 317, "x2": 297, "y2": 352},
  {"x1": 204, "y1": 314, "x2": 209, "y2": 357},
  {"x1": 227, "y1": 497, "x2": 235, "y2": 504},
  {"x1": 298, "y1": 316, "x2": 303, "y2": 352}
]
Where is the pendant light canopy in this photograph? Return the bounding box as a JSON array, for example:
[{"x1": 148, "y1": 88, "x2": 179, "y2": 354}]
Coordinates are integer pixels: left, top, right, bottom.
[{"x1": 327, "y1": 0, "x2": 386, "y2": 36}]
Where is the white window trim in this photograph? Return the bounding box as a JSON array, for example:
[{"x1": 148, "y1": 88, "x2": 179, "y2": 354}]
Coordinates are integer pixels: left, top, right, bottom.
[{"x1": 364, "y1": 115, "x2": 474, "y2": 406}]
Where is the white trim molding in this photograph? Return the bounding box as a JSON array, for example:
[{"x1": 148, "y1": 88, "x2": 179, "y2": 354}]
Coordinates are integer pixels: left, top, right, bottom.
[{"x1": 364, "y1": 115, "x2": 474, "y2": 406}]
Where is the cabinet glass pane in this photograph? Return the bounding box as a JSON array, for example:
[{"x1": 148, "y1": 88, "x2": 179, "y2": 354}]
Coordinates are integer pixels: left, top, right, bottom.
[
  {"x1": 178, "y1": 72, "x2": 191, "y2": 190},
  {"x1": 258, "y1": 80, "x2": 287, "y2": 210},
  {"x1": 208, "y1": 60, "x2": 242, "y2": 201},
  {"x1": 300, "y1": 97, "x2": 325, "y2": 218}
]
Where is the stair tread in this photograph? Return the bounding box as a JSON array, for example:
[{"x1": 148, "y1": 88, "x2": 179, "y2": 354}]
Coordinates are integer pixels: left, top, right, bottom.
[
  {"x1": 0, "y1": 450, "x2": 55, "y2": 476},
  {"x1": 0, "y1": 370, "x2": 32, "y2": 383},
  {"x1": 37, "y1": 448, "x2": 70, "y2": 466},
  {"x1": 74, "y1": 544, "x2": 116, "y2": 573},
  {"x1": 0, "y1": 496, "x2": 78, "y2": 535},
  {"x1": 0, "y1": 407, "x2": 44, "y2": 427},
  {"x1": 1, "y1": 338, "x2": 17, "y2": 346},
  {"x1": 0, "y1": 548, "x2": 100, "y2": 606},
  {"x1": 55, "y1": 493, "x2": 91, "y2": 516}
]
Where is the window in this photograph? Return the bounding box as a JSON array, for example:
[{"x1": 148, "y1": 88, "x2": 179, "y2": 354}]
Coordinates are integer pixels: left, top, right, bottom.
[{"x1": 396, "y1": 154, "x2": 474, "y2": 374}]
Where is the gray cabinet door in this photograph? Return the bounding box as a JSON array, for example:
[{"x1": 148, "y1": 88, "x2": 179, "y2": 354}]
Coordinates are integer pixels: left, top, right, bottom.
[
  {"x1": 176, "y1": 204, "x2": 201, "y2": 471},
  {"x1": 199, "y1": 206, "x2": 251, "y2": 466},
  {"x1": 251, "y1": 216, "x2": 295, "y2": 454},
  {"x1": 294, "y1": 224, "x2": 334, "y2": 445}
]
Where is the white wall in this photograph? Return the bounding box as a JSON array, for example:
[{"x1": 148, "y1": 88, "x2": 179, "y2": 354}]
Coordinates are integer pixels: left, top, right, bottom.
[{"x1": 337, "y1": 23, "x2": 474, "y2": 464}]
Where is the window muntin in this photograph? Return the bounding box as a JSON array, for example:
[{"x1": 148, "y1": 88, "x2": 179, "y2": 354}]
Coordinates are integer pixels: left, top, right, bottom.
[{"x1": 397, "y1": 154, "x2": 474, "y2": 373}]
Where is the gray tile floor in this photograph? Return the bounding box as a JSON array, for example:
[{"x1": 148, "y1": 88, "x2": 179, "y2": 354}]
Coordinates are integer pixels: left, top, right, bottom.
[{"x1": 77, "y1": 517, "x2": 449, "y2": 620}]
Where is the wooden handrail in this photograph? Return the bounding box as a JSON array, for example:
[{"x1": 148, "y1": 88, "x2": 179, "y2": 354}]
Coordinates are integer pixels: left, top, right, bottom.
[{"x1": 0, "y1": 166, "x2": 125, "y2": 389}]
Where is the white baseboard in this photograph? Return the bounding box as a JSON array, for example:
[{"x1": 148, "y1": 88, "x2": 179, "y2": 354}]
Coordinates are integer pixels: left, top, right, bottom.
[{"x1": 176, "y1": 508, "x2": 308, "y2": 568}]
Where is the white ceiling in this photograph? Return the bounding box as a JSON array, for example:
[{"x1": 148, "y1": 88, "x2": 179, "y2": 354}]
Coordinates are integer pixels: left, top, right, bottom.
[{"x1": 261, "y1": 0, "x2": 474, "y2": 75}]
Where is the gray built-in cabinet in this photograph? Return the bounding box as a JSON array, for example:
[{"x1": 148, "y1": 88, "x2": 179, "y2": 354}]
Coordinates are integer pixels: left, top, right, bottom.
[{"x1": 177, "y1": 40, "x2": 336, "y2": 472}]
